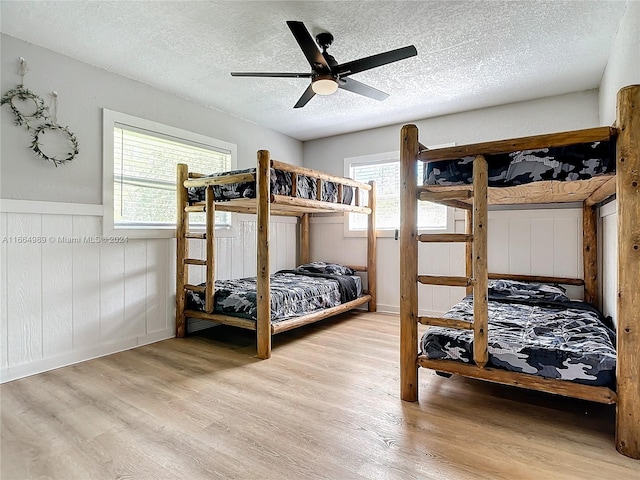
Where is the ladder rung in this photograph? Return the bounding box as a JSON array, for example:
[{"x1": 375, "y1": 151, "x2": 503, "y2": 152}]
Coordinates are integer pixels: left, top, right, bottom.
[
  {"x1": 185, "y1": 258, "x2": 206, "y2": 265},
  {"x1": 418, "y1": 234, "x2": 473, "y2": 243},
  {"x1": 186, "y1": 232, "x2": 206, "y2": 239},
  {"x1": 184, "y1": 284, "x2": 206, "y2": 293},
  {"x1": 418, "y1": 189, "x2": 473, "y2": 202},
  {"x1": 418, "y1": 275, "x2": 475, "y2": 287},
  {"x1": 419, "y1": 316, "x2": 473, "y2": 330},
  {"x1": 185, "y1": 204, "x2": 205, "y2": 213}
]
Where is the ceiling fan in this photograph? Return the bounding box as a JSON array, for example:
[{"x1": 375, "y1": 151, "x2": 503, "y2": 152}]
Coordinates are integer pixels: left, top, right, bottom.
[{"x1": 231, "y1": 21, "x2": 418, "y2": 108}]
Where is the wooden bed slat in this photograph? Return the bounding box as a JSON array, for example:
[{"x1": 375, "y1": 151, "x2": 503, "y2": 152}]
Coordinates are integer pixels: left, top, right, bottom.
[
  {"x1": 419, "y1": 126, "x2": 615, "y2": 162},
  {"x1": 418, "y1": 275, "x2": 474, "y2": 287},
  {"x1": 184, "y1": 284, "x2": 206, "y2": 293},
  {"x1": 417, "y1": 234, "x2": 473, "y2": 243},
  {"x1": 418, "y1": 189, "x2": 473, "y2": 202},
  {"x1": 184, "y1": 258, "x2": 206, "y2": 266},
  {"x1": 418, "y1": 316, "x2": 473, "y2": 330},
  {"x1": 418, "y1": 357, "x2": 618, "y2": 404}
]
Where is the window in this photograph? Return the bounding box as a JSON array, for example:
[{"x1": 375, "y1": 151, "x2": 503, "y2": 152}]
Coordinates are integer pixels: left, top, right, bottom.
[
  {"x1": 345, "y1": 150, "x2": 452, "y2": 235},
  {"x1": 103, "y1": 110, "x2": 236, "y2": 238}
]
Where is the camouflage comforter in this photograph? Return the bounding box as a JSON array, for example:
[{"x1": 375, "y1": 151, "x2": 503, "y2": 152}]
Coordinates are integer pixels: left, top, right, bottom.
[
  {"x1": 424, "y1": 141, "x2": 615, "y2": 187},
  {"x1": 189, "y1": 168, "x2": 354, "y2": 204},
  {"x1": 187, "y1": 272, "x2": 362, "y2": 323},
  {"x1": 421, "y1": 294, "x2": 617, "y2": 387}
]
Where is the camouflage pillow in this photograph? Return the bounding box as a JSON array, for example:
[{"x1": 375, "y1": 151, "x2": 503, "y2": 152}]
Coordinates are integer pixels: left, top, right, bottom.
[
  {"x1": 488, "y1": 279, "x2": 570, "y2": 302},
  {"x1": 295, "y1": 262, "x2": 356, "y2": 276}
]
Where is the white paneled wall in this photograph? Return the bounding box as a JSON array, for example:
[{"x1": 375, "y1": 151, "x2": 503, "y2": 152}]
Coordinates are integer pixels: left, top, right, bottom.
[
  {"x1": 600, "y1": 201, "x2": 617, "y2": 326},
  {"x1": 310, "y1": 207, "x2": 583, "y2": 315},
  {"x1": 0, "y1": 205, "x2": 297, "y2": 382}
]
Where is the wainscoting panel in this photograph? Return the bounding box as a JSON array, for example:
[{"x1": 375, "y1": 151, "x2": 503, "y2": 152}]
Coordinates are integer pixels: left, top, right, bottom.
[
  {"x1": 0, "y1": 205, "x2": 298, "y2": 382},
  {"x1": 310, "y1": 208, "x2": 583, "y2": 315}
]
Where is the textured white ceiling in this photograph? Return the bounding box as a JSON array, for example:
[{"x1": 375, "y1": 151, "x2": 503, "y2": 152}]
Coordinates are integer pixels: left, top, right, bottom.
[{"x1": 0, "y1": 1, "x2": 629, "y2": 141}]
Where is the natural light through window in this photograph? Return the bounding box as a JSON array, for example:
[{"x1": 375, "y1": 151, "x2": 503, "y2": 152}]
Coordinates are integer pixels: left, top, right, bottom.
[
  {"x1": 113, "y1": 126, "x2": 231, "y2": 228},
  {"x1": 103, "y1": 109, "x2": 237, "y2": 238},
  {"x1": 346, "y1": 152, "x2": 450, "y2": 233}
]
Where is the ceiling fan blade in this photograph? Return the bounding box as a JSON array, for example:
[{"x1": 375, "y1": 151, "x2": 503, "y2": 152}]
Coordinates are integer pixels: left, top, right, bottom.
[
  {"x1": 338, "y1": 78, "x2": 389, "y2": 101},
  {"x1": 294, "y1": 84, "x2": 316, "y2": 108},
  {"x1": 230, "y1": 72, "x2": 312, "y2": 78},
  {"x1": 286, "y1": 21, "x2": 330, "y2": 72},
  {"x1": 335, "y1": 45, "x2": 417, "y2": 77}
]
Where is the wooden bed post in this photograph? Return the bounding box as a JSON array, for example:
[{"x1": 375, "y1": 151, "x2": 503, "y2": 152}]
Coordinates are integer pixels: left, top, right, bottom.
[
  {"x1": 400, "y1": 125, "x2": 419, "y2": 401},
  {"x1": 582, "y1": 203, "x2": 598, "y2": 306},
  {"x1": 205, "y1": 186, "x2": 216, "y2": 313},
  {"x1": 472, "y1": 155, "x2": 488, "y2": 368},
  {"x1": 615, "y1": 84, "x2": 640, "y2": 459},
  {"x1": 300, "y1": 213, "x2": 310, "y2": 265},
  {"x1": 465, "y1": 209, "x2": 473, "y2": 296},
  {"x1": 256, "y1": 150, "x2": 272, "y2": 359},
  {"x1": 176, "y1": 163, "x2": 189, "y2": 338},
  {"x1": 367, "y1": 180, "x2": 377, "y2": 312}
]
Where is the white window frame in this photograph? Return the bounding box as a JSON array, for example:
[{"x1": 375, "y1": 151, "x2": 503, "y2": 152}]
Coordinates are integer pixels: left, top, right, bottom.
[
  {"x1": 343, "y1": 150, "x2": 454, "y2": 238},
  {"x1": 103, "y1": 109, "x2": 237, "y2": 239}
]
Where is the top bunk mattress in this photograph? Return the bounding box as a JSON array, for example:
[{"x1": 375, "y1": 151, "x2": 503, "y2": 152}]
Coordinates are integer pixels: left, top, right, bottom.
[
  {"x1": 420, "y1": 280, "x2": 617, "y2": 387},
  {"x1": 189, "y1": 168, "x2": 354, "y2": 205},
  {"x1": 424, "y1": 141, "x2": 615, "y2": 187}
]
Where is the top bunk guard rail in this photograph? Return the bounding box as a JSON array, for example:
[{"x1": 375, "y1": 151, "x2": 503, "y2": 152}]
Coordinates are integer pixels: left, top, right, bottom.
[
  {"x1": 418, "y1": 126, "x2": 617, "y2": 163},
  {"x1": 183, "y1": 160, "x2": 372, "y2": 191},
  {"x1": 181, "y1": 156, "x2": 372, "y2": 217}
]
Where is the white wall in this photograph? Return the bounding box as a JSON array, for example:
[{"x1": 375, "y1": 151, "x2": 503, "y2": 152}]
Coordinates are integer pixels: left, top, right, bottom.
[
  {"x1": 0, "y1": 35, "x2": 302, "y2": 382},
  {"x1": 0, "y1": 34, "x2": 302, "y2": 204},
  {"x1": 597, "y1": 1, "x2": 639, "y2": 326},
  {"x1": 305, "y1": 92, "x2": 599, "y2": 313},
  {"x1": 599, "y1": 1, "x2": 640, "y2": 124}
]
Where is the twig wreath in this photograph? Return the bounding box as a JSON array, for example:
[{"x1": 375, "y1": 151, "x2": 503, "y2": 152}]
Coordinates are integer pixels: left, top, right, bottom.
[
  {"x1": 2, "y1": 72, "x2": 79, "y2": 166},
  {"x1": 0, "y1": 84, "x2": 49, "y2": 128},
  {"x1": 30, "y1": 122, "x2": 79, "y2": 167}
]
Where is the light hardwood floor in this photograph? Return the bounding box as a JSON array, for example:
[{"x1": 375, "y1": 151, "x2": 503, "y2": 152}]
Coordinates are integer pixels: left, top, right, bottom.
[{"x1": 2, "y1": 312, "x2": 638, "y2": 479}]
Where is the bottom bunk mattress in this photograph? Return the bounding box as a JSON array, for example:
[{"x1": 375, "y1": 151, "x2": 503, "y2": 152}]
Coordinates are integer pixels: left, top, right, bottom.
[
  {"x1": 421, "y1": 280, "x2": 616, "y2": 387},
  {"x1": 186, "y1": 266, "x2": 363, "y2": 324}
]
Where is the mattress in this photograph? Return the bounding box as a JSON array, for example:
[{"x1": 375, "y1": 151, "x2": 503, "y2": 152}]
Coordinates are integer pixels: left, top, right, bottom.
[
  {"x1": 188, "y1": 168, "x2": 354, "y2": 204},
  {"x1": 420, "y1": 280, "x2": 616, "y2": 387},
  {"x1": 186, "y1": 270, "x2": 363, "y2": 324},
  {"x1": 424, "y1": 141, "x2": 615, "y2": 187}
]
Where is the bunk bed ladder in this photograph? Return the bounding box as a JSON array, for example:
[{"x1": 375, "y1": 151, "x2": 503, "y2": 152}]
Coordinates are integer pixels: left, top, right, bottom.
[
  {"x1": 401, "y1": 126, "x2": 489, "y2": 401},
  {"x1": 415, "y1": 155, "x2": 489, "y2": 367},
  {"x1": 176, "y1": 164, "x2": 216, "y2": 338}
]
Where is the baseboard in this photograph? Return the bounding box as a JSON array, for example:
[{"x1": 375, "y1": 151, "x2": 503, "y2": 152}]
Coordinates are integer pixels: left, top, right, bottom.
[{"x1": 0, "y1": 328, "x2": 174, "y2": 383}]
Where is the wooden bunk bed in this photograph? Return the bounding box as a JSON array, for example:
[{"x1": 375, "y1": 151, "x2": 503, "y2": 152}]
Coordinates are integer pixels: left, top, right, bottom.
[
  {"x1": 399, "y1": 84, "x2": 639, "y2": 459},
  {"x1": 176, "y1": 150, "x2": 377, "y2": 359}
]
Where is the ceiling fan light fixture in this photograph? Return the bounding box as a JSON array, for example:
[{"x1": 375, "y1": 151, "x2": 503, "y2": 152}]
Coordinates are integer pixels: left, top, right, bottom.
[{"x1": 311, "y1": 75, "x2": 338, "y2": 95}]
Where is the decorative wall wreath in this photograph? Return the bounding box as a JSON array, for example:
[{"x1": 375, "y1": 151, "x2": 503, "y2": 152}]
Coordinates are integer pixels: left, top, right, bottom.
[
  {"x1": 0, "y1": 84, "x2": 48, "y2": 128},
  {"x1": 30, "y1": 123, "x2": 79, "y2": 167}
]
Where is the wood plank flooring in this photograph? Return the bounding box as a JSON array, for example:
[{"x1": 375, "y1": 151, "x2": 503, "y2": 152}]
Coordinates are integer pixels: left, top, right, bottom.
[{"x1": 2, "y1": 312, "x2": 639, "y2": 479}]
